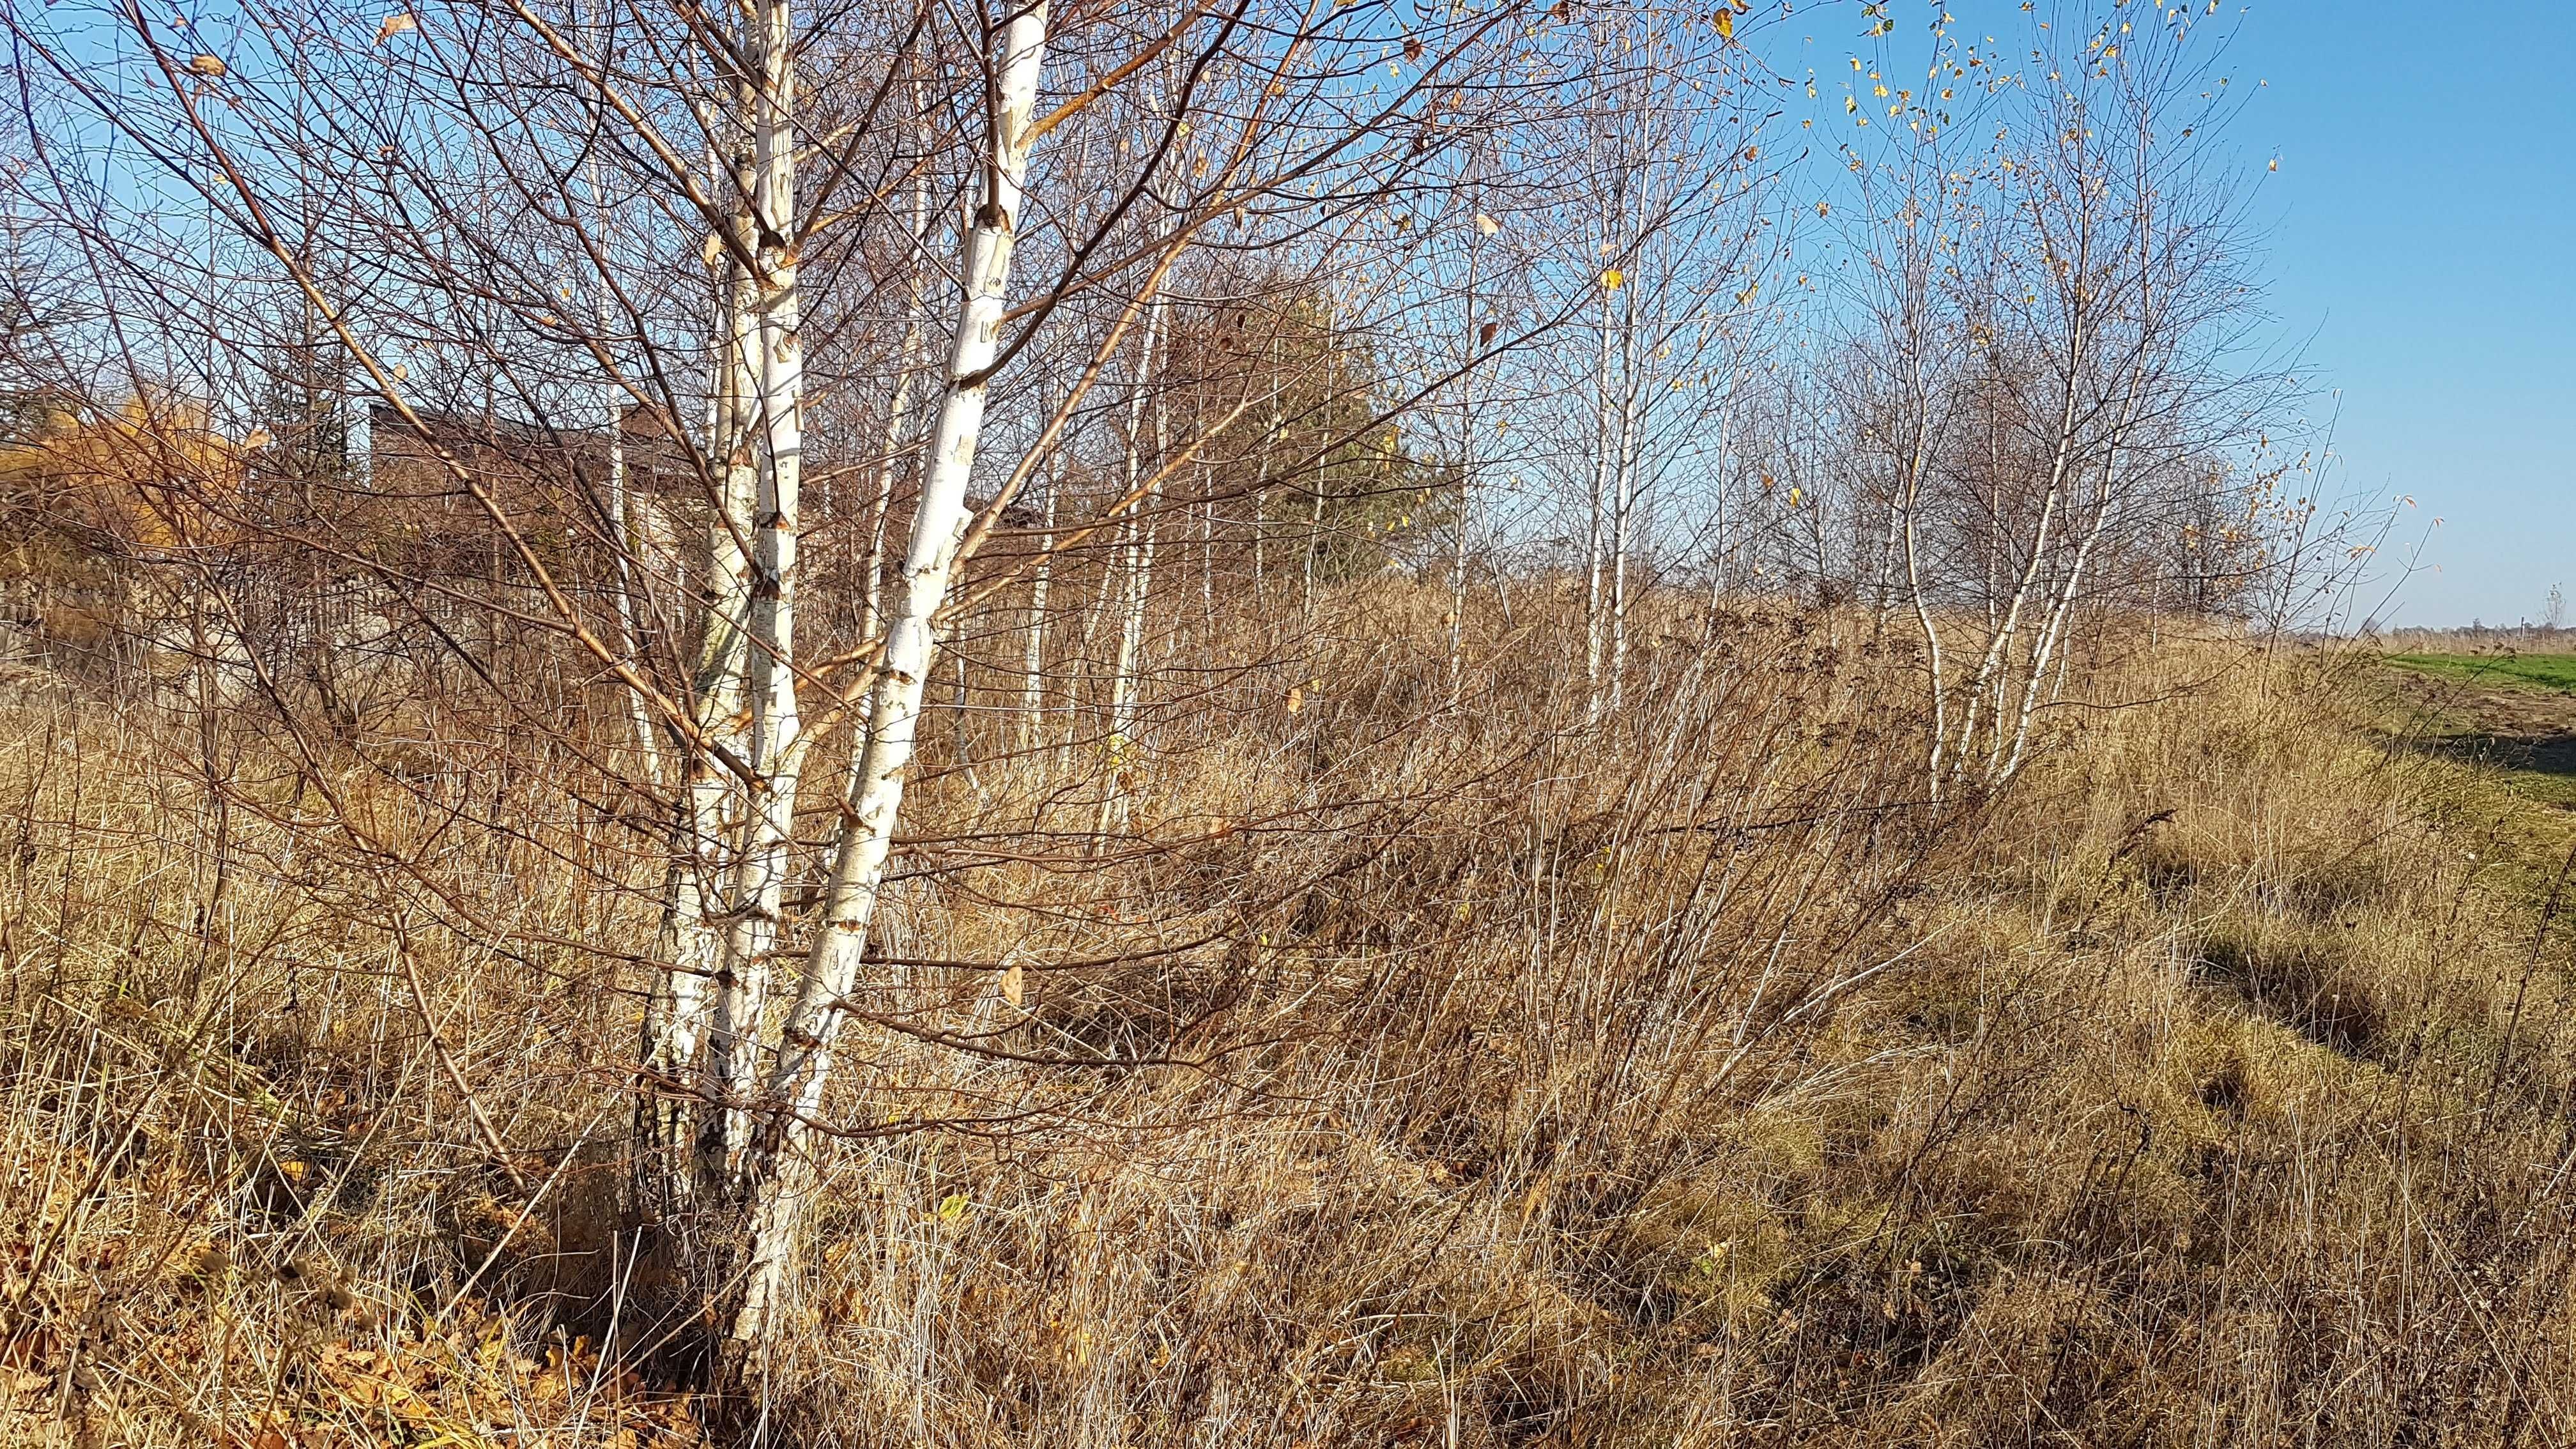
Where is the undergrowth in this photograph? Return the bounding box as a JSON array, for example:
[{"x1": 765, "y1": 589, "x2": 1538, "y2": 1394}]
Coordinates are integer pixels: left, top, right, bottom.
[{"x1": 4, "y1": 613, "x2": 2575, "y2": 1446}]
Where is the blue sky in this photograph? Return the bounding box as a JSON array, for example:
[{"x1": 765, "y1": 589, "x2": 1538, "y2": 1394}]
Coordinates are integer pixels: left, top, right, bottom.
[{"x1": 2216, "y1": 1, "x2": 2573, "y2": 627}]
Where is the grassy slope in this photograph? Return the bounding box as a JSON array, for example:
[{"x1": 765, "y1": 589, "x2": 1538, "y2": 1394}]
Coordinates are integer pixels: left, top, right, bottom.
[{"x1": 9, "y1": 629, "x2": 2576, "y2": 1446}]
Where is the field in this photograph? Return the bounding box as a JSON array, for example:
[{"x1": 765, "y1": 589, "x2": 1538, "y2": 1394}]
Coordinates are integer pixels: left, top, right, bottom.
[
  {"x1": 0, "y1": 0, "x2": 2540, "y2": 1436},
  {"x1": 2386, "y1": 650, "x2": 2576, "y2": 694},
  {"x1": 10, "y1": 613, "x2": 2576, "y2": 1447}
]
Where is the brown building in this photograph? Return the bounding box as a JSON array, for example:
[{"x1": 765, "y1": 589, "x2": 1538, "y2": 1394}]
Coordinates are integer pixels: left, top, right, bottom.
[{"x1": 358, "y1": 402, "x2": 699, "y2": 579}]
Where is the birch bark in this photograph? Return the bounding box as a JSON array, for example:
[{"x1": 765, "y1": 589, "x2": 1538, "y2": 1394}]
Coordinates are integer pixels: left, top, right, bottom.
[
  {"x1": 643, "y1": 144, "x2": 749, "y2": 1202},
  {"x1": 1606, "y1": 279, "x2": 1641, "y2": 716},
  {"x1": 1098, "y1": 296, "x2": 1165, "y2": 837},
  {"x1": 1447, "y1": 187, "x2": 1483, "y2": 698},
  {"x1": 1020, "y1": 469, "x2": 1055, "y2": 751},
  {"x1": 728, "y1": 1, "x2": 1051, "y2": 1346},
  {"x1": 1581, "y1": 291, "x2": 1613, "y2": 717},
  {"x1": 698, "y1": 0, "x2": 806, "y2": 1186}
]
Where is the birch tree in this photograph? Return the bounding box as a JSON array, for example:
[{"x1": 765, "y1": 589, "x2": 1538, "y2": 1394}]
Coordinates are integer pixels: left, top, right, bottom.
[
  {"x1": 8, "y1": 0, "x2": 1620, "y2": 1386},
  {"x1": 1837, "y1": 1, "x2": 2279, "y2": 793}
]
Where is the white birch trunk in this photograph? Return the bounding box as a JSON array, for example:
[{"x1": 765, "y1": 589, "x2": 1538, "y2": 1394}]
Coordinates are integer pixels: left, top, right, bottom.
[
  {"x1": 1995, "y1": 394, "x2": 2142, "y2": 785},
  {"x1": 1948, "y1": 349, "x2": 2083, "y2": 788},
  {"x1": 643, "y1": 149, "x2": 749, "y2": 1200},
  {"x1": 1447, "y1": 223, "x2": 1482, "y2": 696},
  {"x1": 697, "y1": 0, "x2": 806, "y2": 1188},
  {"x1": 1301, "y1": 325, "x2": 1333, "y2": 624},
  {"x1": 1995, "y1": 496, "x2": 2112, "y2": 785},
  {"x1": 728, "y1": 2, "x2": 1051, "y2": 1347},
  {"x1": 1098, "y1": 298, "x2": 1165, "y2": 838},
  {"x1": 1020, "y1": 472, "x2": 1055, "y2": 752},
  {"x1": 1896, "y1": 342, "x2": 1949, "y2": 800},
  {"x1": 1606, "y1": 284, "x2": 1641, "y2": 716},
  {"x1": 1581, "y1": 290, "x2": 1614, "y2": 719},
  {"x1": 1302, "y1": 482, "x2": 1323, "y2": 618},
  {"x1": 1252, "y1": 337, "x2": 1277, "y2": 594},
  {"x1": 583, "y1": 10, "x2": 686, "y2": 1212}
]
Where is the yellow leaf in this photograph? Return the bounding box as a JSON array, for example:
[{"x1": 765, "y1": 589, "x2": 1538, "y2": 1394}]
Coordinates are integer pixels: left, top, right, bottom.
[
  {"x1": 1600, "y1": 268, "x2": 1623, "y2": 290},
  {"x1": 188, "y1": 53, "x2": 226, "y2": 76},
  {"x1": 373, "y1": 11, "x2": 414, "y2": 43},
  {"x1": 1712, "y1": 8, "x2": 1732, "y2": 38}
]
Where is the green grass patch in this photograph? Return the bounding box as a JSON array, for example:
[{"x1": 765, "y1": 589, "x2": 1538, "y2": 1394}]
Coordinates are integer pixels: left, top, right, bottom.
[{"x1": 2384, "y1": 652, "x2": 2576, "y2": 694}]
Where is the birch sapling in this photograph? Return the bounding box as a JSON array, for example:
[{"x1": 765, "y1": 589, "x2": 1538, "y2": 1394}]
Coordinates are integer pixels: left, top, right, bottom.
[{"x1": 1098, "y1": 294, "x2": 1165, "y2": 839}]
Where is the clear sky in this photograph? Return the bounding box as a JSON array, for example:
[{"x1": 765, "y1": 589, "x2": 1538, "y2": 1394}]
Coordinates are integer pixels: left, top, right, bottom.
[{"x1": 2221, "y1": 1, "x2": 2573, "y2": 627}]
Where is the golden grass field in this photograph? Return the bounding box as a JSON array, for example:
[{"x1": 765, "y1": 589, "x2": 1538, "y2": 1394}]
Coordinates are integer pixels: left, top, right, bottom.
[{"x1": 7, "y1": 602, "x2": 2576, "y2": 1446}]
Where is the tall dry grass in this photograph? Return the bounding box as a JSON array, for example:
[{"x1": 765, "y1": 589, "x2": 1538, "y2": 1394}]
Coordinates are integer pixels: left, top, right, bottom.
[{"x1": 3, "y1": 593, "x2": 2572, "y2": 1446}]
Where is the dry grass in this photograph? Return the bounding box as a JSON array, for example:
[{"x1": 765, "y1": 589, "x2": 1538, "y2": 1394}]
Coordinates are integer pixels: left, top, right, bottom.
[{"x1": 4, "y1": 597, "x2": 2575, "y2": 1446}]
